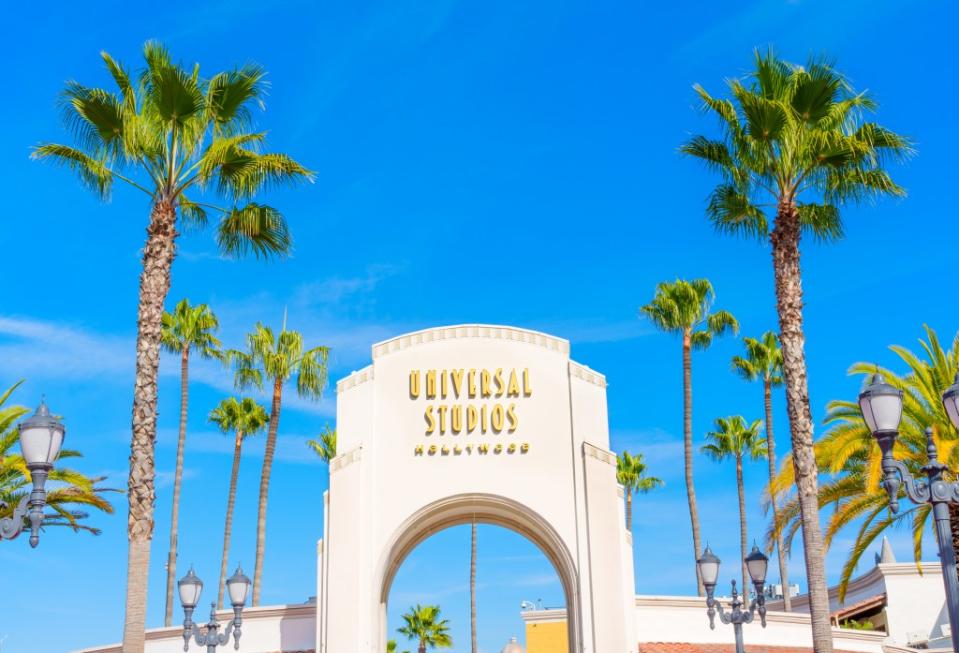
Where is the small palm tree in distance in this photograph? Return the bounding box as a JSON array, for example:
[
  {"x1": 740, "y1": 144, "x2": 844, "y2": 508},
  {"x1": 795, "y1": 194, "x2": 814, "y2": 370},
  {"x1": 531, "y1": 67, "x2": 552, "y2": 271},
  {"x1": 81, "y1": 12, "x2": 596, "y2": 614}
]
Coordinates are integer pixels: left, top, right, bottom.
[
  {"x1": 398, "y1": 604, "x2": 453, "y2": 653},
  {"x1": 616, "y1": 450, "x2": 664, "y2": 531}
]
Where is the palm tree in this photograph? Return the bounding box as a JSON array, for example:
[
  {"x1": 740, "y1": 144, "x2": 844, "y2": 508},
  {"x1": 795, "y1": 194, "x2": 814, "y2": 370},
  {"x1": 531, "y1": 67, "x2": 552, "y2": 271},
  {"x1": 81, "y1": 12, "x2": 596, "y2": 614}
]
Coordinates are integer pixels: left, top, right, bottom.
[
  {"x1": 228, "y1": 321, "x2": 329, "y2": 604},
  {"x1": 306, "y1": 425, "x2": 336, "y2": 463},
  {"x1": 398, "y1": 604, "x2": 453, "y2": 653},
  {"x1": 616, "y1": 450, "x2": 664, "y2": 531},
  {"x1": 732, "y1": 331, "x2": 791, "y2": 610},
  {"x1": 0, "y1": 382, "x2": 116, "y2": 536},
  {"x1": 682, "y1": 49, "x2": 911, "y2": 652},
  {"x1": 209, "y1": 397, "x2": 268, "y2": 609},
  {"x1": 159, "y1": 299, "x2": 222, "y2": 625},
  {"x1": 33, "y1": 42, "x2": 312, "y2": 650},
  {"x1": 771, "y1": 326, "x2": 958, "y2": 599},
  {"x1": 387, "y1": 639, "x2": 410, "y2": 653},
  {"x1": 702, "y1": 416, "x2": 767, "y2": 601},
  {"x1": 640, "y1": 278, "x2": 738, "y2": 594}
]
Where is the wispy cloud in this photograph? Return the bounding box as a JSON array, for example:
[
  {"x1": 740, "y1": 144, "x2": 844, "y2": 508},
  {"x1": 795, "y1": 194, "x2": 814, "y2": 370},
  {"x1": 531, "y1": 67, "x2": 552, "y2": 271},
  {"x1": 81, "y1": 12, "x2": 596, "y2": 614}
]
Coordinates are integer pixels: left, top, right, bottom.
[{"x1": 531, "y1": 318, "x2": 653, "y2": 345}]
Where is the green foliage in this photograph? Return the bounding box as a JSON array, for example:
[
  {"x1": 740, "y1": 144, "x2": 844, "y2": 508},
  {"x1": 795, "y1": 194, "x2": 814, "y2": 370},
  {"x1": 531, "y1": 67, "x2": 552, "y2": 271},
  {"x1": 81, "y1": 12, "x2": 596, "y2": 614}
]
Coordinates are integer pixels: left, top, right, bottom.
[
  {"x1": 616, "y1": 451, "x2": 664, "y2": 495},
  {"x1": 386, "y1": 639, "x2": 410, "y2": 653},
  {"x1": 770, "y1": 326, "x2": 958, "y2": 599},
  {"x1": 227, "y1": 321, "x2": 330, "y2": 398},
  {"x1": 702, "y1": 416, "x2": 768, "y2": 463},
  {"x1": 208, "y1": 397, "x2": 269, "y2": 439},
  {"x1": 0, "y1": 382, "x2": 117, "y2": 535},
  {"x1": 732, "y1": 331, "x2": 784, "y2": 386},
  {"x1": 640, "y1": 278, "x2": 738, "y2": 347},
  {"x1": 307, "y1": 425, "x2": 337, "y2": 464},
  {"x1": 682, "y1": 48, "x2": 912, "y2": 240},
  {"x1": 161, "y1": 299, "x2": 222, "y2": 359},
  {"x1": 32, "y1": 41, "x2": 313, "y2": 258},
  {"x1": 398, "y1": 604, "x2": 453, "y2": 650},
  {"x1": 841, "y1": 619, "x2": 877, "y2": 631}
]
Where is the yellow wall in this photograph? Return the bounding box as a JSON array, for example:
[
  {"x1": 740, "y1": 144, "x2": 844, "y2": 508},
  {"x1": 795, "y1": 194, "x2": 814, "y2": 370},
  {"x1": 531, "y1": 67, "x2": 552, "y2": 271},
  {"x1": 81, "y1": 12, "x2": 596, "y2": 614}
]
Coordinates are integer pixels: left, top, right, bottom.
[{"x1": 525, "y1": 619, "x2": 569, "y2": 653}]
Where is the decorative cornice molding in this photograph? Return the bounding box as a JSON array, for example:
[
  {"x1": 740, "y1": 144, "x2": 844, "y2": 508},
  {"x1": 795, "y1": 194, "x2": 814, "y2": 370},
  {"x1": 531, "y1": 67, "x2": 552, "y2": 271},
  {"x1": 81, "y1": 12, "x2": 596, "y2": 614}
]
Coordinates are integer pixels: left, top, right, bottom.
[
  {"x1": 336, "y1": 365, "x2": 373, "y2": 394},
  {"x1": 583, "y1": 442, "x2": 616, "y2": 466},
  {"x1": 330, "y1": 446, "x2": 363, "y2": 473},
  {"x1": 371, "y1": 324, "x2": 570, "y2": 359},
  {"x1": 520, "y1": 608, "x2": 568, "y2": 623},
  {"x1": 569, "y1": 361, "x2": 607, "y2": 388}
]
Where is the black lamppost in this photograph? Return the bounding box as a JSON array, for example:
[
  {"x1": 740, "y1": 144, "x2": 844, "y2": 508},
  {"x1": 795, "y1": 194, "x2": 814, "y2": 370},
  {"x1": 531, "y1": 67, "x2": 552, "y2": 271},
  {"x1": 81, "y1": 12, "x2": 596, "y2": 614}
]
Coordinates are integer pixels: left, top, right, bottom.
[
  {"x1": 0, "y1": 399, "x2": 65, "y2": 546},
  {"x1": 859, "y1": 371, "x2": 959, "y2": 653},
  {"x1": 178, "y1": 565, "x2": 252, "y2": 652},
  {"x1": 697, "y1": 544, "x2": 769, "y2": 653}
]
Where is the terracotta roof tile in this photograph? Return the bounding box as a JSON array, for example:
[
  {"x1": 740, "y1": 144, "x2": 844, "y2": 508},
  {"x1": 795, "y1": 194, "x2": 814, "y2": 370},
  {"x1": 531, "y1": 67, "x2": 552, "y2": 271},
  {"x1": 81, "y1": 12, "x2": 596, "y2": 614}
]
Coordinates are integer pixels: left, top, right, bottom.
[{"x1": 639, "y1": 644, "x2": 859, "y2": 653}]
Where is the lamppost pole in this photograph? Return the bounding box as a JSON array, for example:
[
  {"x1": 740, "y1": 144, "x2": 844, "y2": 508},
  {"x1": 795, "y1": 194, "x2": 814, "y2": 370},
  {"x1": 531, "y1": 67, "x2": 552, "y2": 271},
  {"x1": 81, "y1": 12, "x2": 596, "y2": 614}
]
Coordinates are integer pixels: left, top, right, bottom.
[
  {"x1": 860, "y1": 371, "x2": 959, "y2": 653},
  {"x1": 697, "y1": 544, "x2": 769, "y2": 653},
  {"x1": 0, "y1": 399, "x2": 65, "y2": 546}
]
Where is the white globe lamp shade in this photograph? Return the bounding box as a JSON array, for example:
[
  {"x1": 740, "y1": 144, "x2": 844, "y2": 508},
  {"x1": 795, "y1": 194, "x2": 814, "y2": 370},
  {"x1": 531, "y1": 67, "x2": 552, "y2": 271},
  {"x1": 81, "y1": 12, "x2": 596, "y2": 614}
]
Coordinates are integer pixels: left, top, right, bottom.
[
  {"x1": 17, "y1": 399, "x2": 65, "y2": 467},
  {"x1": 697, "y1": 546, "x2": 721, "y2": 589},
  {"x1": 745, "y1": 544, "x2": 769, "y2": 586},
  {"x1": 178, "y1": 568, "x2": 203, "y2": 609},
  {"x1": 858, "y1": 374, "x2": 903, "y2": 435},
  {"x1": 227, "y1": 566, "x2": 252, "y2": 607}
]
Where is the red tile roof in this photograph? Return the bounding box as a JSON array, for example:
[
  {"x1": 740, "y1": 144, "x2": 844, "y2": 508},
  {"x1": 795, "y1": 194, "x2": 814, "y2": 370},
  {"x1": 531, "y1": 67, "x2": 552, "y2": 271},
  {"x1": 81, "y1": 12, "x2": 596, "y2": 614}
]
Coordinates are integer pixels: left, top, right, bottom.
[{"x1": 639, "y1": 644, "x2": 859, "y2": 653}]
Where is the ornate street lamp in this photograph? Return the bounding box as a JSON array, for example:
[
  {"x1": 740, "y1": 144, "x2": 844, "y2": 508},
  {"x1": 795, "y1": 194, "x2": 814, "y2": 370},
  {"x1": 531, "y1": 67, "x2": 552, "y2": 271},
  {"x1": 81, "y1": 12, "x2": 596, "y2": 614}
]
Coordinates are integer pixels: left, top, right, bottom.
[
  {"x1": 0, "y1": 399, "x2": 65, "y2": 546},
  {"x1": 859, "y1": 372, "x2": 959, "y2": 653},
  {"x1": 179, "y1": 565, "x2": 251, "y2": 652},
  {"x1": 697, "y1": 543, "x2": 768, "y2": 653}
]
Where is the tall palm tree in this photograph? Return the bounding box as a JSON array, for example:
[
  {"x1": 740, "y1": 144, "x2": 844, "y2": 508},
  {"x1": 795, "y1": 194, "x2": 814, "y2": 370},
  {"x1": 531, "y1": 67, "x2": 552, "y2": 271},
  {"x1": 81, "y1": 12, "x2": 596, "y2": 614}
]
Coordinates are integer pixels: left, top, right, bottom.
[
  {"x1": 228, "y1": 321, "x2": 329, "y2": 604},
  {"x1": 159, "y1": 299, "x2": 222, "y2": 625},
  {"x1": 0, "y1": 382, "x2": 117, "y2": 536},
  {"x1": 771, "y1": 326, "x2": 958, "y2": 599},
  {"x1": 640, "y1": 278, "x2": 738, "y2": 594},
  {"x1": 616, "y1": 450, "x2": 664, "y2": 531},
  {"x1": 306, "y1": 425, "x2": 336, "y2": 463},
  {"x1": 33, "y1": 42, "x2": 312, "y2": 650},
  {"x1": 732, "y1": 331, "x2": 791, "y2": 610},
  {"x1": 398, "y1": 604, "x2": 453, "y2": 653},
  {"x1": 702, "y1": 416, "x2": 767, "y2": 601},
  {"x1": 209, "y1": 396, "x2": 268, "y2": 609},
  {"x1": 682, "y1": 49, "x2": 911, "y2": 652}
]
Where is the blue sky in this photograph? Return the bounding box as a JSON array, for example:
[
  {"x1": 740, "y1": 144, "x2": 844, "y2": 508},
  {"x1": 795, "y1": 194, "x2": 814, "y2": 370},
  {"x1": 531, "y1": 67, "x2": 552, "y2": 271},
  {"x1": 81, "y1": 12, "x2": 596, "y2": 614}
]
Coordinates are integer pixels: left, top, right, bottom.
[{"x1": 1, "y1": 0, "x2": 956, "y2": 652}]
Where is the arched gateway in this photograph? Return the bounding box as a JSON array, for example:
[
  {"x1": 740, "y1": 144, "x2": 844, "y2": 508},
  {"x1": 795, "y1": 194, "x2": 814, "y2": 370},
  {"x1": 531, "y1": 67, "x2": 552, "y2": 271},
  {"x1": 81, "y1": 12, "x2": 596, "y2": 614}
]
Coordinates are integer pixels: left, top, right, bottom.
[{"x1": 317, "y1": 325, "x2": 636, "y2": 652}]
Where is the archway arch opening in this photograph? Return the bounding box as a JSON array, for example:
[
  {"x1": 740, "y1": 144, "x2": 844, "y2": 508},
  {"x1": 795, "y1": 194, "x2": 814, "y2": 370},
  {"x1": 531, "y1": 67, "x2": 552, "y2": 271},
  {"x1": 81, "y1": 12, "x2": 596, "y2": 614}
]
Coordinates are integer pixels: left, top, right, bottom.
[{"x1": 375, "y1": 494, "x2": 579, "y2": 653}]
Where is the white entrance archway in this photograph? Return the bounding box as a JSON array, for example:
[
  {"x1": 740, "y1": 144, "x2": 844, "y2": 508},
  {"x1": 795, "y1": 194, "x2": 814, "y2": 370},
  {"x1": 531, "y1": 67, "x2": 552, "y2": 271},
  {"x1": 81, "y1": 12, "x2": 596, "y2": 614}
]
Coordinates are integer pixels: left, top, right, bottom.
[{"x1": 317, "y1": 325, "x2": 636, "y2": 652}]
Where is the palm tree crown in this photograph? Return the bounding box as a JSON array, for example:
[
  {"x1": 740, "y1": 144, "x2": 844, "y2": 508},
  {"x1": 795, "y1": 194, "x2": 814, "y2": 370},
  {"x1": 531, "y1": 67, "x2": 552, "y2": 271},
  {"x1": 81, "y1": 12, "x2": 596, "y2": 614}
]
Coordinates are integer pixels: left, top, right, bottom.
[
  {"x1": 616, "y1": 450, "x2": 664, "y2": 532},
  {"x1": 230, "y1": 322, "x2": 329, "y2": 396},
  {"x1": 771, "y1": 326, "x2": 958, "y2": 598},
  {"x1": 161, "y1": 300, "x2": 222, "y2": 359},
  {"x1": 641, "y1": 278, "x2": 738, "y2": 347},
  {"x1": 681, "y1": 48, "x2": 912, "y2": 242},
  {"x1": 33, "y1": 41, "x2": 313, "y2": 255},
  {"x1": 732, "y1": 332, "x2": 784, "y2": 386},
  {"x1": 398, "y1": 604, "x2": 453, "y2": 652},
  {"x1": 209, "y1": 397, "x2": 270, "y2": 438},
  {"x1": 703, "y1": 416, "x2": 768, "y2": 463},
  {"x1": 307, "y1": 425, "x2": 337, "y2": 463}
]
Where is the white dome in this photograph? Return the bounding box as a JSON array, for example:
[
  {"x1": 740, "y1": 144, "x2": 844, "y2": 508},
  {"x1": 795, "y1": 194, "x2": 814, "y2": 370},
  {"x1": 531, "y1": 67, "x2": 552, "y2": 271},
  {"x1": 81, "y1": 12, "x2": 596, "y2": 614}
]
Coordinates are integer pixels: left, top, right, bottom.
[{"x1": 500, "y1": 637, "x2": 524, "y2": 653}]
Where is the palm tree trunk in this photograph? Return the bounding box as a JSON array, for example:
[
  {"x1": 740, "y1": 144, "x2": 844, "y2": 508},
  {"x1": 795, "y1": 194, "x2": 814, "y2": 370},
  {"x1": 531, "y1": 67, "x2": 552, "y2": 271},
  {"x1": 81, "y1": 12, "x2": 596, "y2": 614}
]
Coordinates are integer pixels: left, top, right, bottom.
[
  {"x1": 419, "y1": 642, "x2": 426, "y2": 653},
  {"x1": 736, "y1": 454, "x2": 749, "y2": 604},
  {"x1": 471, "y1": 519, "x2": 478, "y2": 653},
  {"x1": 252, "y1": 377, "x2": 283, "y2": 606},
  {"x1": 765, "y1": 379, "x2": 791, "y2": 611},
  {"x1": 218, "y1": 431, "x2": 244, "y2": 609},
  {"x1": 123, "y1": 200, "x2": 177, "y2": 653},
  {"x1": 683, "y1": 331, "x2": 705, "y2": 596},
  {"x1": 771, "y1": 204, "x2": 832, "y2": 653},
  {"x1": 626, "y1": 492, "x2": 633, "y2": 532},
  {"x1": 164, "y1": 346, "x2": 190, "y2": 626}
]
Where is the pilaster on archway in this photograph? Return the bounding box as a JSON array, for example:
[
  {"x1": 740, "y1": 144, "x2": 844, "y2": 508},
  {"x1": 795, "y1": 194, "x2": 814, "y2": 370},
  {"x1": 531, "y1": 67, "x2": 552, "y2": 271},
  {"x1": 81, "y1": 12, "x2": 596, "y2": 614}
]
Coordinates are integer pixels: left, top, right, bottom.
[{"x1": 316, "y1": 325, "x2": 637, "y2": 653}]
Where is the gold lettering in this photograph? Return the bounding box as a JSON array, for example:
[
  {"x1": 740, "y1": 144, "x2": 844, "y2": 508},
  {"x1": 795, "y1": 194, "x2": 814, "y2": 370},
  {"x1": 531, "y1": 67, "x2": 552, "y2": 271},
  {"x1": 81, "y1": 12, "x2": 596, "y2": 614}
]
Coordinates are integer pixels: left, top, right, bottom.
[
  {"x1": 437, "y1": 405, "x2": 448, "y2": 434},
  {"x1": 440, "y1": 369, "x2": 448, "y2": 398},
  {"x1": 494, "y1": 368, "x2": 505, "y2": 397},
  {"x1": 451, "y1": 369, "x2": 464, "y2": 397},
  {"x1": 466, "y1": 444, "x2": 473, "y2": 454},
  {"x1": 507, "y1": 403, "x2": 518, "y2": 432},
  {"x1": 453, "y1": 445, "x2": 462, "y2": 455},
  {"x1": 441, "y1": 445, "x2": 450, "y2": 455},
  {"x1": 481, "y1": 370, "x2": 492, "y2": 397},
  {"x1": 491, "y1": 404, "x2": 505, "y2": 432},
  {"x1": 494, "y1": 443, "x2": 503, "y2": 454},
  {"x1": 481, "y1": 404, "x2": 488, "y2": 432},
  {"x1": 410, "y1": 370, "x2": 421, "y2": 398},
  {"x1": 478, "y1": 443, "x2": 489, "y2": 454},
  {"x1": 468, "y1": 369, "x2": 477, "y2": 397},
  {"x1": 521, "y1": 443, "x2": 530, "y2": 453},
  {"x1": 451, "y1": 405, "x2": 462, "y2": 433},
  {"x1": 414, "y1": 445, "x2": 424, "y2": 455},
  {"x1": 426, "y1": 370, "x2": 437, "y2": 399},
  {"x1": 428, "y1": 444, "x2": 437, "y2": 455},
  {"x1": 425, "y1": 406, "x2": 436, "y2": 434},
  {"x1": 467, "y1": 405, "x2": 478, "y2": 432},
  {"x1": 508, "y1": 443, "x2": 516, "y2": 453},
  {"x1": 523, "y1": 368, "x2": 532, "y2": 396},
  {"x1": 507, "y1": 369, "x2": 520, "y2": 397}
]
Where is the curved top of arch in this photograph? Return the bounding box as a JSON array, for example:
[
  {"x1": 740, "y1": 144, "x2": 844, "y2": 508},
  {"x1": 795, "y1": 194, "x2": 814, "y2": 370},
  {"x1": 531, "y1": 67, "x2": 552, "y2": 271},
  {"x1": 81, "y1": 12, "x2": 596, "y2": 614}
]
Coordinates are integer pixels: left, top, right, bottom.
[
  {"x1": 372, "y1": 324, "x2": 570, "y2": 360},
  {"x1": 376, "y1": 492, "x2": 578, "y2": 605}
]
